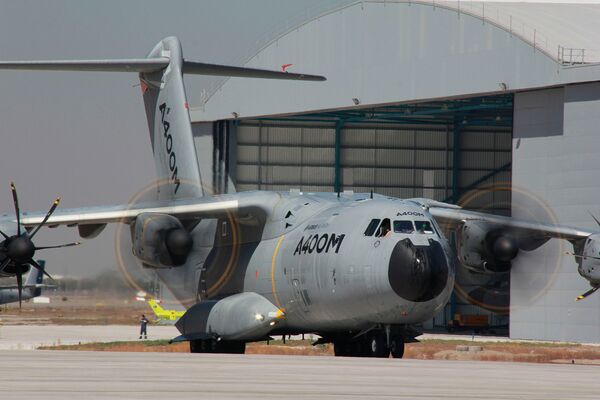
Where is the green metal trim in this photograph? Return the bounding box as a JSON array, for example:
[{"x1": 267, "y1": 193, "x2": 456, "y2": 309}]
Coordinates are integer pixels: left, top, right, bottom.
[
  {"x1": 444, "y1": 161, "x2": 512, "y2": 203},
  {"x1": 334, "y1": 120, "x2": 344, "y2": 193},
  {"x1": 451, "y1": 118, "x2": 462, "y2": 204}
]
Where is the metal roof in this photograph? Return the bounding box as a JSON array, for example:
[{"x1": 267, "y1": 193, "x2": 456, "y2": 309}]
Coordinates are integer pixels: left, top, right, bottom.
[
  {"x1": 461, "y1": 2, "x2": 600, "y2": 63},
  {"x1": 192, "y1": 1, "x2": 600, "y2": 122}
]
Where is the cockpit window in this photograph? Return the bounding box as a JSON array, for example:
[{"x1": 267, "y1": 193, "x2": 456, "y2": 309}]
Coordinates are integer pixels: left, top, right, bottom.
[
  {"x1": 376, "y1": 218, "x2": 391, "y2": 237},
  {"x1": 364, "y1": 219, "x2": 381, "y2": 236},
  {"x1": 393, "y1": 220, "x2": 414, "y2": 234},
  {"x1": 415, "y1": 220, "x2": 435, "y2": 234}
]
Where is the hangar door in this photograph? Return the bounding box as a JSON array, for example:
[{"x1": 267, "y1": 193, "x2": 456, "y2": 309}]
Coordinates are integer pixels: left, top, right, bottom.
[{"x1": 234, "y1": 120, "x2": 512, "y2": 213}]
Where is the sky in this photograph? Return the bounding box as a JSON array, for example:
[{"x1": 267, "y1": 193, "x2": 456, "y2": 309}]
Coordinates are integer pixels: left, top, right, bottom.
[{"x1": 1, "y1": 0, "x2": 599, "y2": 279}]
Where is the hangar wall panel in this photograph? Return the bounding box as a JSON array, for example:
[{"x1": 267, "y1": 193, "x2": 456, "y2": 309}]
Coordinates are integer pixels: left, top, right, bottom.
[
  {"x1": 511, "y1": 83, "x2": 600, "y2": 342},
  {"x1": 235, "y1": 121, "x2": 511, "y2": 209}
]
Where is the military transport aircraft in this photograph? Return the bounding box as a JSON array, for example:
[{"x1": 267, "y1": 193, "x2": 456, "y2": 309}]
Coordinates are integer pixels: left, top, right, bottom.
[
  {"x1": 0, "y1": 36, "x2": 599, "y2": 358},
  {"x1": 0, "y1": 260, "x2": 51, "y2": 306}
]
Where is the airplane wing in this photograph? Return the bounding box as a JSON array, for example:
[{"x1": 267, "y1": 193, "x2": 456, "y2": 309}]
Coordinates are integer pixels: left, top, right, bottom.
[
  {"x1": 16, "y1": 191, "x2": 281, "y2": 235},
  {"x1": 408, "y1": 198, "x2": 600, "y2": 297},
  {"x1": 425, "y1": 204, "x2": 593, "y2": 243}
]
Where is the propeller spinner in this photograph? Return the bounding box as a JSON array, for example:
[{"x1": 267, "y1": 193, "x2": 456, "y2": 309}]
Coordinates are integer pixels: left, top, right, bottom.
[{"x1": 0, "y1": 182, "x2": 79, "y2": 306}]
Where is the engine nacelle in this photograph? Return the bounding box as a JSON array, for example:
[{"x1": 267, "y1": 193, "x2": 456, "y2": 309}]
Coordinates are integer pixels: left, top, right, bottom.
[
  {"x1": 0, "y1": 258, "x2": 30, "y2": 278},
  {"x1": 132, "y1": 213, "x2": 193, "y2": 268},
  {"x1": 576, "y1": 234, "x2": 600, "y2": 285},
  {"x1": 458, "y1": 221, "x2": 519, "y2": 273}
]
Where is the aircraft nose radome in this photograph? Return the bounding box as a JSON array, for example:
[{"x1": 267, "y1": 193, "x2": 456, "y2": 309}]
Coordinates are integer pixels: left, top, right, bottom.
[{"x1": 388, "y1": 239, "x2": 448, "y2": 302}]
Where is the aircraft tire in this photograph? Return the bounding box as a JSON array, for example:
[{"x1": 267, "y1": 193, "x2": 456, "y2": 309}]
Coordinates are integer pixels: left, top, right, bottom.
[
  {"x1": 365, "y1": 332, "x2": 390, "y2": 358},
  {"x1": 390, "y1": 336, "x2": 405, "y2": 359},
  {"x1": 333, "y1": 340, "x2": 352, "y2": 357},
  {"x1": 190, "y1": 340, "x2": 203, "y2": 353},
  {"x1": 218, "y1": 340, "x2": 246, "y2": 354}
]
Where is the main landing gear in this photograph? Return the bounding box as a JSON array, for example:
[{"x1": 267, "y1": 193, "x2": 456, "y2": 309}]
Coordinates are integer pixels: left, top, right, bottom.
[
  {"x1": 333, "y1": 331, "x2": 405, "y2": 358},
  {"x1": 190, "y1": 339, "x2": 246, "y2": 354}
]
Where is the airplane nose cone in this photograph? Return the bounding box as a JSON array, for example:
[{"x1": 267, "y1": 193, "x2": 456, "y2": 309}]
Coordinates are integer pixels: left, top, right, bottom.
[{"x1": 388, "y1": 239, "x2": 448, "y2": 302}]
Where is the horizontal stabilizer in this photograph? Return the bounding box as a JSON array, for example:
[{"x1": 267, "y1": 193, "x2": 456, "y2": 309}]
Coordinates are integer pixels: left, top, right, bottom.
[
  {"x1": 0, "y1": 58, "x2": 326, "y2": 81},
  {"x1": 0, "y1": 58, "x2": 170, "y2": 73},
  {"x1": 182, "y1": 61, "x2": 326, "y2": 81}
]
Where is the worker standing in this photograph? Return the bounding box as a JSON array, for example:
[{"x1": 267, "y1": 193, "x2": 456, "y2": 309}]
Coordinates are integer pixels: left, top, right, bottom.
[{"x1": 139, "y1": 314, "x2": 149, "y2": 339}]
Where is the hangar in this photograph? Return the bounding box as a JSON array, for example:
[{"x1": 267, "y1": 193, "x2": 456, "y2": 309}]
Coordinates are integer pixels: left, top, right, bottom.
[{"x1": 189, "y1": 1, "x2": 600, "y2": 342}]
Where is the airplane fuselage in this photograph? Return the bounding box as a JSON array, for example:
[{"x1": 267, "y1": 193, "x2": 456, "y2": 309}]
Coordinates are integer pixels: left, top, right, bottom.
[
  {"x1": 242, "y1": 194, "x2": 455, "y2": 333},
  {"x1": 164, "y1": 192, "x2": 456, "y2": 336},
  {"x1": 0, "y1": 287, "x2": 37, "y2": 305}
]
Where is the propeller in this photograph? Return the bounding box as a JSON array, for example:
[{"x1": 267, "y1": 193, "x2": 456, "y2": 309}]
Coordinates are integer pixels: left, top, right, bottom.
[
  {"x1": 563, "y1": 212, "x2": 600, "y2": 301},
  {"x1": 450, "y1": 183, "x2": 563, "y2": 314},
  {"x1": 0, "y1": 182, "x2": 80, "y2": 307},
  {"x1": 576, "y1": 285, "x2": 599, "y2": 301}
]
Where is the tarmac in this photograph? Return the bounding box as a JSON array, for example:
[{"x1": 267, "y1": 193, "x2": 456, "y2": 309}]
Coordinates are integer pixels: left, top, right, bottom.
[
  {"x1": 0, "y1": 325, "x2": 178, "y2": 350},
  {"x1": 1, "y1": 326, "x2": 599, "y2": 399},
  {"x1": 0, "y1": 324, "x2": 582, "y2": 350},
  {"x1": 1, "y1": 350, "x2": 599, "y2": 400}
]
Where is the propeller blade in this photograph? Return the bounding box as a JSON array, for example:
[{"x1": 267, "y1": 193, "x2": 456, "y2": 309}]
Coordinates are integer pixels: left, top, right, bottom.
[
  {"x1": 589, "y1": 211, "x2": 600, "y2": 228},
  {"x1": 15, "y1": 263, "x2": 23, "y2": 308},
  {"x1": 28, "y1": 197, "x2": 61, "y2": 239},
  {"x1": 0, "y1": 257, "x2": 10, "y2": 270},
  {"x1": 576, "y1": 285, "x2": 599, "y2": 301},
  {"x1": 29, "y1": 259, "x2": 55, "y2": 282},
  {"x1": 564, "y1": 251, "x2": 600, "y2": 261},
  {"x1": 10, "y1": 182, "x2": 21, "y2": 236},
  {"x1": 36, "y1": 242, "x2": 81, "y2": 250}
]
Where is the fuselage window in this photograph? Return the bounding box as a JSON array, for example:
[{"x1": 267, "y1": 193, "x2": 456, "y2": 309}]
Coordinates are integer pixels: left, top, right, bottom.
[
  {"x1": 393, "y1": 220, "x2": 414, "y2": 234},
  {"x1": 376, "y1": 218, "x2": 392, "y2": 237},
  {"x1": 415, "y1": 220, "x2": 435, "y2": 234},
  {"x1": 364, "y1": 218, "x2": 381, "y2": 236}
]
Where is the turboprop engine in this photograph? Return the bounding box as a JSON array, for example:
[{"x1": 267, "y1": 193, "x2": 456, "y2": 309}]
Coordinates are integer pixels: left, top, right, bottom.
[
  {"x1": 572, "y1": 233, "x2": 600, "y2": 299},
  {"x1": 458, "y1": 220, "x2": 520, "y2": 273},
  {"x1": 132, "y1": 213, "x2": 193, "y2": 268}
]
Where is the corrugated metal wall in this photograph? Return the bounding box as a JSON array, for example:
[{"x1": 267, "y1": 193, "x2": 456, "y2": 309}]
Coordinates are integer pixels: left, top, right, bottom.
[
  {"x1": 209, "y1": 117, "x2": 513, "y2": 330},
  {"x1": 235, "y1": 121, "x2": 512, "y2": 211}
]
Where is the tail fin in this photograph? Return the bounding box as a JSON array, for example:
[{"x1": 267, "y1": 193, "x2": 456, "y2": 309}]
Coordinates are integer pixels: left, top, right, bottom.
[
  {"x1": 24, "y1": 260, "x2": 44, "y2": 286},
  {"x1": 0, "y1": 36, "x2": 325, "y2": 199},
  {"x1": 139, "y1": 38, "x2": 203, "y2": 200},
  {"x1": 148, "y1": 299, "x2": 165, "y2": 316},
  {"x1": 24, "y1": 260, "x2": 45, "y2": 297}
]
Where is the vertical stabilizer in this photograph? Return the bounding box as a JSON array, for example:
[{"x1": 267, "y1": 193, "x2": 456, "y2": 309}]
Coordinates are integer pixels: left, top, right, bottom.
[
  {"x1": 139, "y1": 37, "x2": 204, "y2": 200},
  {"x1": 0, "y1": 35, "x2": 324, "y2": 201},
  {"x1": 25, "y1": 260, "x2": 45, "y2": 297},
  {"x1": 24, "y1": 260, "x2": 44, "y2": 286}
]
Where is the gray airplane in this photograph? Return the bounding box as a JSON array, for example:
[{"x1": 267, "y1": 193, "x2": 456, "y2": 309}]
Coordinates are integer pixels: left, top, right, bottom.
[
  {"x1": 0, "y1": 260, "x2": 51, "y2": 305},
  {"x1": 1, "y1": 36, "x2": 599, "y2": 358}
]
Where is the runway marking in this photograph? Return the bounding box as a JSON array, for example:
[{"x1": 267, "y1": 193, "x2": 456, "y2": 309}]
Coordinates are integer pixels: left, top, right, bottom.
[{"x1": 271, "y1": 235, "x2": 285, "y2": 309}]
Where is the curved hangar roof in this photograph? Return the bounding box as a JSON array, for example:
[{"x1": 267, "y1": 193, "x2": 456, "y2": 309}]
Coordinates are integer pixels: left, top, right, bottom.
[{"x1": 192, "y1": 1, "x2": 600, "y2": 122}]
